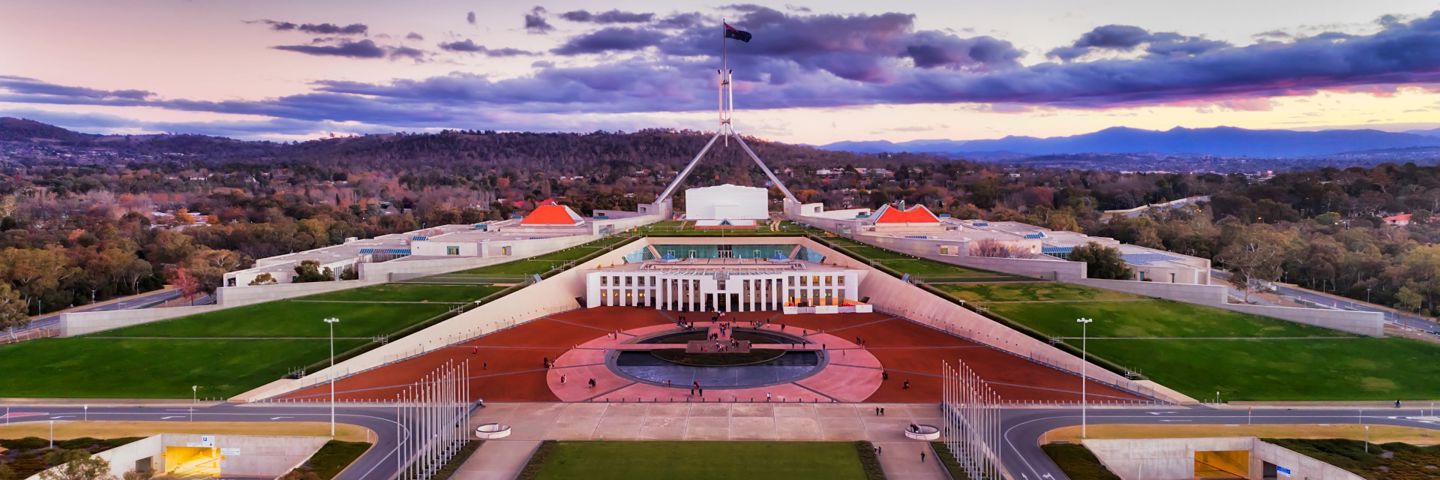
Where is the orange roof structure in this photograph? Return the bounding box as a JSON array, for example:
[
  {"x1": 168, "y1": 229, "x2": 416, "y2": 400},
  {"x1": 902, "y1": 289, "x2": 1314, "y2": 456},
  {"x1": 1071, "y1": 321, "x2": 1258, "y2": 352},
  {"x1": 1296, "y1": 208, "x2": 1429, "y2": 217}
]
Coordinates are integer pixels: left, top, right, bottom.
[
  {"x1": 872, "y1": 203, "x2": 940, "y2": 224},
  {"x1": 521, "y1": 203, "x2": 584, "y2": 226}
]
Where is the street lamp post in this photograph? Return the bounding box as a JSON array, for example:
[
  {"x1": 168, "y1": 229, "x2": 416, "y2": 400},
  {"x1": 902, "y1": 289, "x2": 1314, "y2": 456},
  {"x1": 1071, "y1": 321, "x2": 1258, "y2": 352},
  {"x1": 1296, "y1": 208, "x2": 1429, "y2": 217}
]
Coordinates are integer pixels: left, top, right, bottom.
[
  {"x1": 1076, "y1": 317, "x2": 1094, "y2": 438},
  {"x1": 324, "y1": 317, "x2": 341, "y2": 437},
  {"x1": 190, "y1": 385, "x2": 198, "y2": 422}
]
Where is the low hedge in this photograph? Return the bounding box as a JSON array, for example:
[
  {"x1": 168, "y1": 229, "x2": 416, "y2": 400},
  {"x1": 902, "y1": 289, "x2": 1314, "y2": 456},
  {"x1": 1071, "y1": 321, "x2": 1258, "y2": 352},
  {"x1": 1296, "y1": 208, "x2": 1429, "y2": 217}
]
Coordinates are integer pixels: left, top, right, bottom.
[{"x1": 855, "y1": 440, "x2": 888, "y2": 480}]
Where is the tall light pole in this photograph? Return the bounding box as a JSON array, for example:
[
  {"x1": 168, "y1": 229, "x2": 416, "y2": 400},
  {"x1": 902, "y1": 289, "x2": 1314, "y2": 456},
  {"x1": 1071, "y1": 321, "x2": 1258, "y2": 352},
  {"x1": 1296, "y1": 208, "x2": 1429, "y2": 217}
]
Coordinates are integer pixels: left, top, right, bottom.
[
  {"x1": 190, "y1": 385, "x2": 198, "y2": 422},
  {"x1": 324, "y1": 317, "x2": 341, "y2": 437},
  {"x1": 1076, "y1": 317, "x2": 1094, "y2": 438}
]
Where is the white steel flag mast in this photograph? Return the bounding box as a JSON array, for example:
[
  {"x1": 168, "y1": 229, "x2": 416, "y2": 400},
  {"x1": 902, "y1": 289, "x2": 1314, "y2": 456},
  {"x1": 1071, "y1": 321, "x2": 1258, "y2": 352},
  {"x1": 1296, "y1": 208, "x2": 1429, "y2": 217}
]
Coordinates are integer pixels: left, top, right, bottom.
[{"x1": 654, "y1": 20, "x2": 798, "y2": 209}]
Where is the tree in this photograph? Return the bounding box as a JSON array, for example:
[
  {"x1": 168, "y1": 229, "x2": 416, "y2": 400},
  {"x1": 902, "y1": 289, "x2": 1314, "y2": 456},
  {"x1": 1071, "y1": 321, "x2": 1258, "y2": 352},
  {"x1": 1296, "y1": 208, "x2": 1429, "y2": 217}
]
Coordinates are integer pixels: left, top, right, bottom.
[
  {"x1": 0, "y1": 283, "x2": 27, "y2": 337},
  {"x1": 39, "y1": 449, "x2": 114, "y2": 480},
  {"x1": 1216, "y1": 225, "x2": 1288, "y2": 302},
  {"x1": 0, "y1": 246, "x2": 78, "y2": 314},
  {"x1": 293, "y1": 260, "x2": 334, "y2": 283},
  {"x1": 1069, "y1": 242, "x2": 1132, "y2": 280},
  {"x1": 170, "y1": 266, "x2": 200, "y2": 305},
  {"x1": 249, "y1": 272, "x2": 277, "y2": 286},
  {"x1": 970, "y1": 238, "x2": 1020, "y2": 258}
]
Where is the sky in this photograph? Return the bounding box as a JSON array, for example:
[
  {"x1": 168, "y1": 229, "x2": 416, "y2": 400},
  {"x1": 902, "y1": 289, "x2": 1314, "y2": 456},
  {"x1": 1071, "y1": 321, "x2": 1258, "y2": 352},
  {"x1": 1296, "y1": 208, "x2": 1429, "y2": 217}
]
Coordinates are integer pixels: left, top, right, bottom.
[{"x1": 1, "y1": 0, "x2": 1439, "y2": 143}]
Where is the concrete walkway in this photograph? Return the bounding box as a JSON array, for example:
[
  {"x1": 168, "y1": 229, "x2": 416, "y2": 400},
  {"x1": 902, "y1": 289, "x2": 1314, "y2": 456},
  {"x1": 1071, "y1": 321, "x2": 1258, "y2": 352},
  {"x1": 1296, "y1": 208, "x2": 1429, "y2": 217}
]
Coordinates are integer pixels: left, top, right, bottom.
[{"x1": 453, "y1": 402, "x2": 948, "y2": 480}]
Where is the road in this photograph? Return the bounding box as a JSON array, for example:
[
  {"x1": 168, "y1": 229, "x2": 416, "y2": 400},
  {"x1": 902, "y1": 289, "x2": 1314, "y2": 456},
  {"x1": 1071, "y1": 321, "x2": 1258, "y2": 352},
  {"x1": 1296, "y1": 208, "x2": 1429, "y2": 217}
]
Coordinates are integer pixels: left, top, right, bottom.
[
  {"x1": 0, "y1": 403, "x2": 404, "y2": 480},
  {"x1": 1001, "y1": 406, "x2": 1440, "y2": 480},
  {"x1": 1211, "y1": 269, "x2": 1440, "y2": 334},
  {"x1": 7, "y1": 402, "x2": 1440, "y2": 480}
]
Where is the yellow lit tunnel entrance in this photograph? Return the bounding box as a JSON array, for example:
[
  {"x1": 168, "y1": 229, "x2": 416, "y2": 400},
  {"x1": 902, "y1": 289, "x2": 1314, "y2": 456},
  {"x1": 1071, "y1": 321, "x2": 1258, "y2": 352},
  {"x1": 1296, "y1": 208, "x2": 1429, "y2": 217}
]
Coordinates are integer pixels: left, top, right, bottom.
[
  {"x1": 1194, "y1": 450, "x2": 1249, "y2": 479},
  {"x1": 163, "y1": 446, "x2": 223, "y2": 478}
]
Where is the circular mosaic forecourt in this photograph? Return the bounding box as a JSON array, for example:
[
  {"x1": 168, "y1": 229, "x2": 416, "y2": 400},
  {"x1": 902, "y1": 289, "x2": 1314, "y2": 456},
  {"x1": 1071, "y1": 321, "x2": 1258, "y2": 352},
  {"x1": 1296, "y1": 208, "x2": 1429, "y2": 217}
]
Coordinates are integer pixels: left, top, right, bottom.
[{"x1": 547, "y1": 321, "x2": 883, "y2": 403}]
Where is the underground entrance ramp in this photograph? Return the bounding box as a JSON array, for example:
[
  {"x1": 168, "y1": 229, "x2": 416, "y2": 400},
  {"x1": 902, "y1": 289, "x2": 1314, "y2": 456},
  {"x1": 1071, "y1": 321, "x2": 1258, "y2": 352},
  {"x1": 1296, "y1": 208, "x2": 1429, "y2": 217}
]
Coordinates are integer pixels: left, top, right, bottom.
[{"x1": 1194, "y1": 450, "x2": 1248, "y2": 479}]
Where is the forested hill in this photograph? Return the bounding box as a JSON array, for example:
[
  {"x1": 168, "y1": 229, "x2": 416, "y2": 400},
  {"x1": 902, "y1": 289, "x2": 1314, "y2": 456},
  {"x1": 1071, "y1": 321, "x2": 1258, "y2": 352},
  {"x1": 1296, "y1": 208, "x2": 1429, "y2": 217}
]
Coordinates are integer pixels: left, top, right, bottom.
[{"x1": 0, "y1": 119, "x2": 927, "y2": 174}]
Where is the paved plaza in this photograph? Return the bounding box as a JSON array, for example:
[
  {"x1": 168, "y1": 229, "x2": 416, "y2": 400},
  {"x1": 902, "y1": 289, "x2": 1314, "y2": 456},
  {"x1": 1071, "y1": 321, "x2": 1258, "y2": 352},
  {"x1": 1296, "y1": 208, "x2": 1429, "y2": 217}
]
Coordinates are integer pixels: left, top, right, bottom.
[{"x1": 452, "y1": 402, "x2": 951, "y2": 480}]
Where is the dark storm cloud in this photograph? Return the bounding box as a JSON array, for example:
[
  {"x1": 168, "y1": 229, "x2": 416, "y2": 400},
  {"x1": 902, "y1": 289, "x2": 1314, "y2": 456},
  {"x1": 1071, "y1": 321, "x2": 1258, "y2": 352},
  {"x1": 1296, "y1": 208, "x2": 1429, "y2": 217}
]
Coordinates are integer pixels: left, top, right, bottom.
[
  {"x1": 273, "y1": 39, "x2": 387, "y2": 58},
  {"x1": 438, "y1": 39, "x2": 537, "y2": 56},
  {"x1": 552, "y1": 27, "x2": 666, "y2": 55},
  {"x1": 406, "y1": 32, "x2": 425, "y2": 41},
  {"x1": 1049, "y1": 24, "x2": 1231, "y2": 60},
  {"x1": 273, "y1": 39, "x2": 428, "y2": 61},
  {"x1": 525, "y1": 7, "x2": 554, "y2": 34},
  {"x1": 251, "y1": 20, "x2": 369, "y2": 35},
  {"x1": 0, "y1": 75, "x2": 153, "y2": 100},
  {"x1": 559, "y1": 9, "x2": 655, "y2": 24}
]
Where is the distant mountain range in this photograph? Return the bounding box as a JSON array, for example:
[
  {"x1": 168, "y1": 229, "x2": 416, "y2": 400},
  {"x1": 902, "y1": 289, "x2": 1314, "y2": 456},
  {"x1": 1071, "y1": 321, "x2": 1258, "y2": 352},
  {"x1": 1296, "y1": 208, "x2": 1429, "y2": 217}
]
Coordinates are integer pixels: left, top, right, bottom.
[{"x1": 822, "y1": 126, "x2": 1440, "y2": 158}]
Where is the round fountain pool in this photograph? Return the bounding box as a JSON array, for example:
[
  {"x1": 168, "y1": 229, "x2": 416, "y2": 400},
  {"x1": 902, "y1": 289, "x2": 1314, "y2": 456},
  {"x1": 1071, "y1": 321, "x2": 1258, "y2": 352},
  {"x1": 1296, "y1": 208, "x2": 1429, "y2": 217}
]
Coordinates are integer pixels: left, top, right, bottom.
[{"x1": 610, "y1": 328, "x2": 827, "y2": 388}]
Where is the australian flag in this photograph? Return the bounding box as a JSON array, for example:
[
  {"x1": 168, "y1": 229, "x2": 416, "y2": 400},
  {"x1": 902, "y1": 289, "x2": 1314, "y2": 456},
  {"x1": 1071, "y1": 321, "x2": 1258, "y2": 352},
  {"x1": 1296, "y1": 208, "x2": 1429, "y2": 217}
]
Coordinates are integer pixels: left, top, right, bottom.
[{"x1": 724, "y1": 22, "x2": 752, "y2": 42}]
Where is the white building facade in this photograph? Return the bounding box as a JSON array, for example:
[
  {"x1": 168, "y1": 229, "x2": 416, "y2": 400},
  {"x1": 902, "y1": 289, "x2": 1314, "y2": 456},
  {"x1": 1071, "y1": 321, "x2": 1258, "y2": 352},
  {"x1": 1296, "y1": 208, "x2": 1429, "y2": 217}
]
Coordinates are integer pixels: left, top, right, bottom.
[{"x1": 586, "y1": 267, "x2": 860, "y2": 312}]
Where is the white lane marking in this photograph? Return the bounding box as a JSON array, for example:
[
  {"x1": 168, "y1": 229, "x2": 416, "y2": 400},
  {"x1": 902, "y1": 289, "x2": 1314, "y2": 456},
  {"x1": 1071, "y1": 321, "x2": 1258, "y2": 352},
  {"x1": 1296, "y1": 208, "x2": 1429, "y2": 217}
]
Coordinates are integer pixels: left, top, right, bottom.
[
  {"x1": 49, "y1": 415, "x2": 74, "y2": 419},
  {"x1": 1159, "y1": 419, "x2": 1192, "y2": 423},
  {"x1": 270, "y1": 416, "x2": 293, "y2": 420},
  {"x1": 161, "y1": 416, "x2": 184, "y2": 420}
]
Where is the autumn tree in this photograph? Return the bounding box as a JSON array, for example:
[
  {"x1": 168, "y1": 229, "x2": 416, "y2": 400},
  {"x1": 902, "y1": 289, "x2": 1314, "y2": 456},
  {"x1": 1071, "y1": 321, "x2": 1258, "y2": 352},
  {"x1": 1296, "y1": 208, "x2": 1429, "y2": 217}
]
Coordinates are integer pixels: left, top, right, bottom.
[{"x1": 0, "y1": 283, "x2": 26, "y2": 336}]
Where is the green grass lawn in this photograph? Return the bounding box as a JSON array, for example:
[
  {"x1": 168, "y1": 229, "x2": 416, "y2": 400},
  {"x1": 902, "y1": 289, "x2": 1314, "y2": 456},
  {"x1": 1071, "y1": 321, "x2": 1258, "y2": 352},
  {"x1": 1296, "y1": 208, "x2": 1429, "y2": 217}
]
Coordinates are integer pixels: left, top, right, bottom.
[
  {"x1": 1265, "y1": 438, "x2": 1440, "y2": 480},
  {"x1": 1041, "y1": 444, "x2": 1120, "y2": 480},
  {"x1": 460, "y1": 259, "x2": 569, "y2": 276},
  {"x1": 522, "y1": 441, "x2": 870, "y2": 480},
  {"x1": 1085, "y1": 337, "x2": 1440, "y2": 401},
  {"x1": 289, "y1": 440, "x2": 373, "y2": 480},
  {"x1": 299, "y1": 283, "x2": 503, "y2": 303},
  {"x1": 0, "y1": 338, "x2": 367, "y2": 398},
  {"x1": 97, "y1": 301, "x2": 453, "y2": 338},
  {"x1": 937, "y1": 282, "x2": 1140, "y2": 303},
  {"x1": 972, "y1": 284, "x2": 1440, "y2": 400},
  {"x1": 986, "y1": 300, "x2": 1353, "y2": 339}
]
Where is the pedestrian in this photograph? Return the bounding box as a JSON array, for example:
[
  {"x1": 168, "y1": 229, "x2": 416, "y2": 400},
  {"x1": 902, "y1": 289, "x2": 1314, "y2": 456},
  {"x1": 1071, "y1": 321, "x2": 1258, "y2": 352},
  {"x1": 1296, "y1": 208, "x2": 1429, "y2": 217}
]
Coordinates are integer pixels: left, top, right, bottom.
[
  {"x1": 875, "y1": 407, "x2": 880, "y2": 416},
  {"x1": 766, "y1": 392, "x2": 772, "y2": 402},
  {"x1": 920, "y1": 451, "x2": 925, "y2": 463},
  {"x1": 882, "y1": 371, "x2": 889, "y2": 381},
  {"x1": 881, "y1": 407, "x2": 886, "y2": 416},
  {"x1": 1396, "y1": 399, "x2": 1403, "y2": 408},
  {"x1": 477, "y1": 398, "x2": 486, "y2": 408},
  {"x1": 472, "y1": 346, "x2": 478, "y2": 355},
  {"x1": 560, "y1": 375, "x2": 566, "y2": 385},
  {"x1": 483, "y1": 361, "x2": 488, "y2": 370},
  {"x1": 903, "y1": 380, "x2": 911, "y2": 390},
  {"x1": 876, "y1": 445, "x2": 882, "y2": 456}
]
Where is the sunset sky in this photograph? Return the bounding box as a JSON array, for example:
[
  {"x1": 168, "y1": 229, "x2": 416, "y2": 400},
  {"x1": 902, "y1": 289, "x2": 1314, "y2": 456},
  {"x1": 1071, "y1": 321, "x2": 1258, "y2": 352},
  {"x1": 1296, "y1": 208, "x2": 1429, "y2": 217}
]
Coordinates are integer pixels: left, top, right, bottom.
[{"x1": 2, "y1": 0, "x2": 1439, "y2": 143}]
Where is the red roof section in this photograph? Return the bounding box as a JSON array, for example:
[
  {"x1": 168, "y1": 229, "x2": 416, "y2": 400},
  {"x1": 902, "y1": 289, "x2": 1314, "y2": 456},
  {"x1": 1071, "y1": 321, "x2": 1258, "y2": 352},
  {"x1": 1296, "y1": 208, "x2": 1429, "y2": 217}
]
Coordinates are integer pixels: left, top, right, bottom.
[
  {"x1": 874, "y1": 204, "x2": 940, "y2": 224},
  {"x1": 1385, "y1": 213, "x2": 1412, "y2": 223},
  {"x1": 521, "y1": 204, "x2": 582, "y2": 225}
]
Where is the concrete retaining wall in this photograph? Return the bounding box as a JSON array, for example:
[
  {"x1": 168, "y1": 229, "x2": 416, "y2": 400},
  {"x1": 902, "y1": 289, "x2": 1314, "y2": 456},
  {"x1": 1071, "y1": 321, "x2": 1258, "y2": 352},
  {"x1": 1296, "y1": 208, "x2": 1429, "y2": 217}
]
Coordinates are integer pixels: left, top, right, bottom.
[
  {"x1": 1074, "y1": 278, "x2": 1228, "y2": 304},
  {"x1": 1073, "y1": 279, "x2": 1384, "y2": 337},
  {"x1": 59, "y1": 305, "x2": 228, "y2": 337},
  {"x1": 59, "y1": 280, "x2": 380, "y2": 337},
  {"x1": 216, "y1": 279, "x2": 382, "y2": 306},
  {"x1": 1084, "y1": 437, "x2": 1363, "y2": 480},
  {"x1": 163, "y1": 434, "x2": 330, "y2": 478}
]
